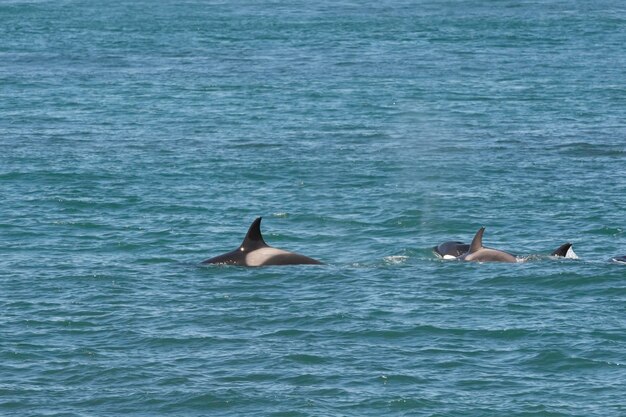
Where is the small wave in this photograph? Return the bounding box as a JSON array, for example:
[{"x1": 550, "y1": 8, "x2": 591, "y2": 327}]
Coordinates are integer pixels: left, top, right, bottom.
[
  {"x1": 560, "y1": 142, "x2": 626, "y2": 158},
  {"x1": 522, "y1": 349, "x2": 617, "y2": 371},
  {"x1": 134, "y1": 257, "x2": 177, "y2": 265},
  {"x1": 284, "y1": 353, "x2": 328, "y2": 365},
  {"x1": 587, "y1": 226, "x2": 623, "y2": 237}
]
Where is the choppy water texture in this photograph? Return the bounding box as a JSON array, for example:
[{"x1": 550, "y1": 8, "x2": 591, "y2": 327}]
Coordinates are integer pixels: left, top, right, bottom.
[{"x1": 1, "y1": 1, "x2": 625, "y2": 415}]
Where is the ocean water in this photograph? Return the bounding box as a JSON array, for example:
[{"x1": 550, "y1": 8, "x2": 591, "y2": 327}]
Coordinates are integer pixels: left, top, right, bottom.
[{"x1": 1, "y1": 0, "x2": 625, "y2": 415}]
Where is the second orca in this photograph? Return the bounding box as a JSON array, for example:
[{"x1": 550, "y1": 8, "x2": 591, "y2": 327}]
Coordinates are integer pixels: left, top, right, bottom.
[
  {"x1": 434, "y1": 228, "x2": 577, "y2": 263},
  {"x1": 201, "y1": 217, "x2": 323, "y2": 267}
]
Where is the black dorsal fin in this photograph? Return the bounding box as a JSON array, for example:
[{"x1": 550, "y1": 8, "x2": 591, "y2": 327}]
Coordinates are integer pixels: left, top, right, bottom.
[
  {"x1": 240, "y1": 217, "x2": 269, "y2": 251},
  {"x1": 468, "y1": 227, "x2": 485, "y2": 254},
  {"x1": 551, "y1": 242, "x2": 572, "y2": 257}
]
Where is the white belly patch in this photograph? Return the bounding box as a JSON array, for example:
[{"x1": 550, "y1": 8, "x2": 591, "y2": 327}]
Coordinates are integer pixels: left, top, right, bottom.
[{"x1": 245, "y1": 247, "x2": 292, "y2": 266}]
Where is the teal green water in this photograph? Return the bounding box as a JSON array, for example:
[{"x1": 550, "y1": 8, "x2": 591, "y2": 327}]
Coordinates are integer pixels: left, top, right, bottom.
[{"x1": 1, "y1": 1, "x2": 625, "y2": 415}]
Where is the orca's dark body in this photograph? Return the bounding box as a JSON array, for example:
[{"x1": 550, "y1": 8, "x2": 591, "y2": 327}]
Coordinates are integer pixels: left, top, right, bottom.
[{"x1": 202, "y1": 217, "x2": 322, "y2": 267}]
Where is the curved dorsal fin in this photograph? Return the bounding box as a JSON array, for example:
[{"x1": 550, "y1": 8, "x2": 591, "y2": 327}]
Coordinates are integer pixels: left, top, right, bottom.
[
  {"x1": 468, "y1": 227, "x2": 485, "y2": 254},
  {"x1": 240, "y1": 217, "x2": 269, "y2": 251},
  {"x1": 551, "y1": 242, "x2": 572, "y2": 257}
]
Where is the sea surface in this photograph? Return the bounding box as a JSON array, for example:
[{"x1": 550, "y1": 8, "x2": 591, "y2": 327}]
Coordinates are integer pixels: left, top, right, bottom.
[{"x1": 1, "y1": 1, "x2": 625, "y2": 416}]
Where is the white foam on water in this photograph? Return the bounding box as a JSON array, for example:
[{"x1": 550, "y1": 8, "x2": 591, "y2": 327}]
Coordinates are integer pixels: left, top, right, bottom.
[{"x1": 383, "y1": 255, "x2": 408, "y2": 265}]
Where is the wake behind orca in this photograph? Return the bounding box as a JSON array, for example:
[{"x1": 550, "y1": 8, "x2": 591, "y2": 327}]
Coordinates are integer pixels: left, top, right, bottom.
[{"x1": 201, "y1": 217, "x2": 322, "y2": 267}]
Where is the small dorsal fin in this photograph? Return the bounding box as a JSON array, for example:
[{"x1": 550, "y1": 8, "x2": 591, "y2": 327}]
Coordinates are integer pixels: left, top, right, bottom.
[
  {"x1": 551, "y1": 242, "x2": 572, "y2": 257},
  {"x1": 240, "y1": 217, "x2": 269, "y2": 251},
  {"x1": 468, "y1": 227, "x2": 485, "y2": 254}
]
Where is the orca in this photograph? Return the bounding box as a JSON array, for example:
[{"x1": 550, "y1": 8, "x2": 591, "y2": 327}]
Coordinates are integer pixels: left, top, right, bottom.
[
  {"x1": 434, "y1": 229, "x2": 577, "y2": 262},
  {"x1": 201, "y1": 217, "x2": 322, "y2": 267},
  {"x1": 433, "y1": 241, "x2": 470, "y2": 259},
  {"x1": 550, "y1": 242, "x2": 578, "y2": 259},
  {"x1": 459, "y1": 227, "x2": 518, "y2": 263},
  {"x1": 611, "y1": 256, "x2": 626, "y2": 264}
]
